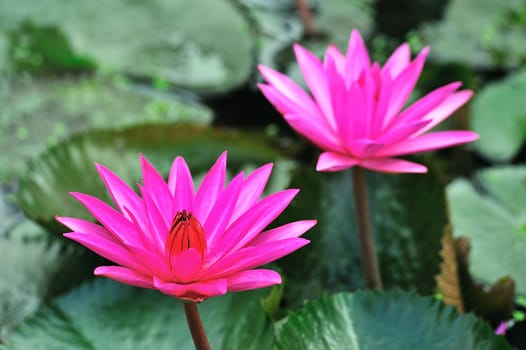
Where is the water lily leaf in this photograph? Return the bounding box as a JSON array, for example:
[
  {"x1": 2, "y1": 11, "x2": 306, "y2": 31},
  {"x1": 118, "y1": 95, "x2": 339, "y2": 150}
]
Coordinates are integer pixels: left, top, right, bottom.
[
  {"x1": 420, "y1": 0, "x2": 526, "y2": 69},
  {"x1": 15, "y1": 124, "x2": 288, "y2": 232},
  {"x1": 6, "y1": 21, "x2": 95, "y2": 74},
  {"x1": 243, "y1": 0, "x2": 374, "y2": 72},
  {"x1": 1, "y1": 279, "x2": 273, "y2": 350},
  {"x1": 276, "y1": 164, "x2": 447, "y2": 306},
  {"x1": 436, "y1": 227, "x2": 515, "y2": 324},
  {"x1": 447, "y1": 166, "x2": 526, "y2": 294},
  {"x1": 0, "y1": 0, "x2": 253, "y2": 92},
  {"x1": 274, "y1": 290, "x2": 511, "y2": 349},
  {"x1": 0, "y1": 236, "x2": 80, "y2": 342},
  {"x1": 0, "y1": 76, "x2": 212, "y2": 181},
  {"x1": 471, "y1": 71, "x2": 526, "y2": 162}
]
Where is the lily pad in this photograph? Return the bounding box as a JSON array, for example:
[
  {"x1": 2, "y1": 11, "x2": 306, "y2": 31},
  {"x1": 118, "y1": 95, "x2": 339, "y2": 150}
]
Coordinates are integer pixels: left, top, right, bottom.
[
  {"x1": 15, "y1": 124, "x2": 289, "y2": 231},
  {"x1": 420, "y1": 0, "x2": 526, "y2": 69},
  {"x1": 0, "y1": 237, "x2": 78, "y2": 342},
  {"x1": 275, "y1": 290, "x2": 511, "y2": 349},
  {"x1": 0, "y1": 0, "x2": 253, "y2": 92},
  {"x1": 243, "y1": 0, "x2": 374, "y2": 72},
  {"x1": 0, "y1": 76, "x2": 212, "y2": 180},
  {"x1": 471, "y1": 71, "x2": 526, "y2": 162},
  {"x1": 447, "y1": 166, "x2": 526, "y2": 294},
  {"x1": 276, "y1": 164, "x2": 447, "y2": 306},
  {"x1": 1, "y1": 279, "x2": 273, "y2": 350}
]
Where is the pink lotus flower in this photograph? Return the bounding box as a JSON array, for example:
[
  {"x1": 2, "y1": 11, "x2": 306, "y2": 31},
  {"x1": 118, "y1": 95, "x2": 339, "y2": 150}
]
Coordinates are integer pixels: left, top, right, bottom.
[
  {"x1": 57, "y1": 152, "x2": 314, "y2": 302},
  {"x1": 258, "y1": 30, "x2": 479, "y2": 173}
]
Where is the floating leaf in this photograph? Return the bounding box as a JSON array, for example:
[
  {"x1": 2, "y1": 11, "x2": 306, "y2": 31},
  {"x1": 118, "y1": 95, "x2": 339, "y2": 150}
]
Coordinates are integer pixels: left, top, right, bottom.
[
  {"x1": 1, "y1": 279, "x2": 273, "y2": 350},
  {"x1": 471, "y1": 70, "x2": 526, "y2": 162},
  {"x1": 6, "y1": 21, "x2": 95, "y2": 74},
  {"x1": 420, "y1": 0, "x2": 526, "y2": 69},
  {"x1": 243, "y1": 0, "x2": 374, "y2": 72},
  {"x1": 276, "y1": 164, "x2": 447, "y2": 306},
  {"x1": 275, "y1": 290, "x2": 511, "y2": 349},
  {"x1": 15, "y1": 124, "x2": 289, "y2": 231},
  {"x1": 447, "y1": 166, "x2": 526, "y2": 294},
  {"x1": 0, "y1": 76, "x2": 211, "y2": 180},
  {"x1": 0, "y1": 0, "x2": 253, "y2": 92},
  {"x1": 0, "y1": 236, "x2": 79, "y2": 342},
  {"x1": 436, "y1": 228, "x2": 515, "y2": 324}
]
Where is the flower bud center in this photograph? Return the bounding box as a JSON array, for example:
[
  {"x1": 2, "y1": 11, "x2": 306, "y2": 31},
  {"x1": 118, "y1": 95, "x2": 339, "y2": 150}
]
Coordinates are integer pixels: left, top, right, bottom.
[{"x1": 165, "y1": 210, "x2": 207, "y2": 261}]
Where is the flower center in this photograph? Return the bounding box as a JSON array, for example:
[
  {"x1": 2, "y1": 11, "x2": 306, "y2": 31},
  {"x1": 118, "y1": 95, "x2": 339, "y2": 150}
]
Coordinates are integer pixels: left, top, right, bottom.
[{"x1": 165, "y1": 210, "x2": 207, "y2": 262}]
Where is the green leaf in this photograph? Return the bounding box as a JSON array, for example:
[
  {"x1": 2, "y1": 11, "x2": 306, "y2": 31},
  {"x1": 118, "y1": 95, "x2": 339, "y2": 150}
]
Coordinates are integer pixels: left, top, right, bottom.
[
  {"x1": 274, "y1": 290, "x2": 511, "y2": 349},
  {"x1": 2, "y1": 279, "x2": 273, "y2": 350},
  {"x1": 6, "y1": 21, "x2": 95, "y2": 74},
  {"x1": 276, "y1": 165, "x2": 447, "y2": 306},
  {"x1": 0, "y1": 236, "x2": 78, "y2": 342},
  {"x1": 471, "y1": 71, "x2": 526, "y2": 162},
  {"x1": 0, "y1": 0, "x2": 253, "y2": 92},
  {"x1": 15, "y1": 124, "x2": 288, "y2": 231},
  {"x1": 243, "y1": 0, "x2": 374, "y2": 71},
  {"x1": 0, "y1": 76, "x2": 212, "y2": 180},
  {"x1": 420, "y1": 0, "x2": 526, "y2": 69},
  {"x1": 447, "y1": 166, "x2": 526, "y2": 294}
]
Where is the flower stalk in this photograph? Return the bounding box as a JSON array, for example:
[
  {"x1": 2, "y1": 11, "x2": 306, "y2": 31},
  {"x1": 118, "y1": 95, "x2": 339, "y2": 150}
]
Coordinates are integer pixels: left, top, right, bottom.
[
  {"x1": 184, "y1": 303, "x2": 211, "y2": 350},
  {"x1": 351, "y1": 167, "x2": 383, "y2": 290}
]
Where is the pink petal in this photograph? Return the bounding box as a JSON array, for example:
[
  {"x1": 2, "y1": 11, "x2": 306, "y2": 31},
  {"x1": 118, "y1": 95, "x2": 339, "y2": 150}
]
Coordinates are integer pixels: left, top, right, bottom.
[
  {"x1": 324, "y1": 44, "x2": 345, "y2": 74},
  {"x1": 259, "y1": 84, "x2": 334, "y2": 135},
  {"x1": 125, "y1": 242, "x2": 174, "y2": 281},
  {"x1": 203, "y1": 238, "x2": 309, "y2": 279},
  {"x1": 293, "y1": 43, "x2": 335, "y2": 129},
  {"x1": 416, "y1": 90, "x2": 473, "y2": 134},
  {"x1": 140, "y1": 155, "x2": 173, "y2": 217},
  {"x1": 167, "y1": 156, "x2": 195, "y2": 215},
  {"x1": 375, "y1": 130, "x2": 479, "y2": 157},
  {"x1": 384, "y1": 47, "x2": 430, "y2": 126},
  {"x1": 226, "y1": 269, "x2": 282, "y2": 292},
  {"x1": 316, "y1": 152, "x2": 359, "y2": 172},
  {"x1": 204, "y1": 172, "x2": 244, "y2": 249},
  {"x1": 94, "y1": 266, "x2": 154, "y2": 289},
  {"x1": 347, "y1": 138, "x2": 384, "y2": 158},
  {"x1": 248, "y1": 220, "x2": 317, "y2": 246},
  {"x1": 258, "y1": 65, "x2": 319, "y2": 112},
  {"x1": 391, "y1": 82, "x2": 462, "y2": 130},
  {"x1": 70, "y1": 192, "x2": 138, "y2": 245},
  {"x1": 64, "y1": 232, "x2": 149, "y2": 275},
  {"x1": 232, "y1": 163, "x2": 273, "y2": 222},
  {"x1": 194, "y1": 152, "x2": 227, "y2": 222},
  {"x1": 153, "y1": 277, "x2": 227, "y2": 302},
  {"x1": 56, "y1": 216, "x2": 116, "y2": 242},
  {"x1": 382, "y1": 43, "x2": 411, "y2": 78},
  {"x1": 325, "y1": 56, "x2": 365, "y2": 149},
  {"x1": 95, "y1": 164, "x2": 146, "y2": 226},
  {"x1": 345, "y1": 29, "x2": 371, "y2": 83},
  {"x1": 378, "y1": 119, "x2": 431, "y2": 145},
  {"x1": 284, "y1": 114, "x2": 342, "y2": 152},
  {"x1": 209, "y1": 189, "x2": 300, "y2": 260},
  {"x1": 137, "y1": 186, "x2": 169, "y2": 253},
  {"x1": 168, "y1": 248, "x2": 203, "y2": 284},
  {"x1": 358, "y1": 158, "x2": 428, "y2": 173}
]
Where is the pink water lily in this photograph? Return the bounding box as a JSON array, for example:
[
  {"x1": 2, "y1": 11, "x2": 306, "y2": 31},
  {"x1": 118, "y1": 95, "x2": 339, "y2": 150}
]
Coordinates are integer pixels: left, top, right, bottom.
[
  {"x1": 258, "y1": 29, "x2": 479, "y2": 173},
  {"x1": 57, "y1": 152, "x2": 315, "y2": 303}
]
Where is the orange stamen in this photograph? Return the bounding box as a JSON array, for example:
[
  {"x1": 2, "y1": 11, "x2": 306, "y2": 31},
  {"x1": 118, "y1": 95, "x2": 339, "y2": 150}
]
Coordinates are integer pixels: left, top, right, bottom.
[{"x1": 165, "y1": 210, "x2": 207, "y2": 266}]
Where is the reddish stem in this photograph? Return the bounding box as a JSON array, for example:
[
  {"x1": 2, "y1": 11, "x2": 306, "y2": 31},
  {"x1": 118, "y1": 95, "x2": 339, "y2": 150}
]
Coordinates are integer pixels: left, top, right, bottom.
[{"x1": 184, "y1": 302, "x2": 211, "y2": 350}]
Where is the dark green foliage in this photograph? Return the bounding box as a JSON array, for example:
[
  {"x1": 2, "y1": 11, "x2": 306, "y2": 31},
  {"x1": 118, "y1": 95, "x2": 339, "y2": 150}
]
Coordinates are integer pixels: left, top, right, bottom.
[{"x1": 275, "y1": 290, "x2": 511, "y2": 349}]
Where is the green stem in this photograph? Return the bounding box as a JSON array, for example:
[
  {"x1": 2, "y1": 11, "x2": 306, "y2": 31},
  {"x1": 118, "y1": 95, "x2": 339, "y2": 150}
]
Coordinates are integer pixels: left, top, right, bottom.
[
  {"x1": 351, "y1": 167, "x2": 383, "y2": 290},
  {"x1": 183, "y1": 302, "x2": 211, "y2": 350}
]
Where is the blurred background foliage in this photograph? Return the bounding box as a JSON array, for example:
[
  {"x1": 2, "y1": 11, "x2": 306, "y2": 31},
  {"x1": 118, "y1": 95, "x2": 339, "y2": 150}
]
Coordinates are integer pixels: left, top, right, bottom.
[{"x1": 1, "y1": 0, "x2": 525, "y2": 348}]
